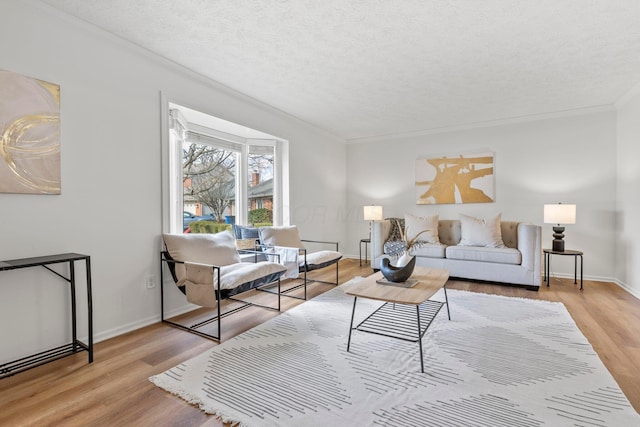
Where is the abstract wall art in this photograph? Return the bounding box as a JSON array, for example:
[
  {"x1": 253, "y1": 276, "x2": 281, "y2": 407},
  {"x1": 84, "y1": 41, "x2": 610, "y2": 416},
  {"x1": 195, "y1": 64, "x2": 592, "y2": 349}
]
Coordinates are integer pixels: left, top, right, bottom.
[
  {"x1": 0, "y1": 69, "x2": 61, "y2": 194},
  {"x1": 415, "y1": 152, "x2": 494, "y2": 205}
]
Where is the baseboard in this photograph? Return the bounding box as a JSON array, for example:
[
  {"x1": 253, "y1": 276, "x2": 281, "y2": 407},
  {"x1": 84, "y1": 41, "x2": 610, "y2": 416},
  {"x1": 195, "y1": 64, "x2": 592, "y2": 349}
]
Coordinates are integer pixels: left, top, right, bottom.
[
  {"x1": 613, "y1": 279, "x2": 640, "y2": 300},
  {"x1": 92, "y1": 303, "x2": 196, "y2": 344},
  {"x1": 92, "y1": 314, "x2": 160, "y2": 344},
  {"x1": 93, "y1": 271, "x2": 639, "y2": 345}
]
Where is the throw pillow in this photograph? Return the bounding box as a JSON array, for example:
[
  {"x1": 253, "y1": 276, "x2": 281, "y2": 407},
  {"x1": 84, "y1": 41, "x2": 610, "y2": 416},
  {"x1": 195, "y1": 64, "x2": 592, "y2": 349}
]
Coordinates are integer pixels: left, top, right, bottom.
[
  {"x1": 258, "y1": 225, "x2": 305, "y2": 249},
  {"x1": 404, "y1": 213, "x2": 439, "y2": 244},
  {"x1": 384, "y1": 240, "x2": 407, "y2": 256},
  {"x1": 458, "y1": 213, "x2": 505, "y2": 248},
  {"x1": 235, "y1": 239, "x2": 256, "y2": 250},
  {"x1": 232, "y1": 224, "x2": 259, "y2": 240},
  {"x1": 240, "y1": 227, "x2": 259, "y2": 240},
  {"x1": 386, "y1": 217, "x2": 405, "y2": 242}
]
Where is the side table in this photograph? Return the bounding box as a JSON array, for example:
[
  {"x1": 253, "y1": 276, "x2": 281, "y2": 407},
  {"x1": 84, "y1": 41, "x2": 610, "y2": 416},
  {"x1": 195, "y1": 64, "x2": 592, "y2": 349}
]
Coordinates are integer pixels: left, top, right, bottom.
[
  {"x1": 359, "y1": 238, "x2": 370, "y2": 266},
  {"x1": 543, "y1": 249, "x2": 583, "y2": 290}
]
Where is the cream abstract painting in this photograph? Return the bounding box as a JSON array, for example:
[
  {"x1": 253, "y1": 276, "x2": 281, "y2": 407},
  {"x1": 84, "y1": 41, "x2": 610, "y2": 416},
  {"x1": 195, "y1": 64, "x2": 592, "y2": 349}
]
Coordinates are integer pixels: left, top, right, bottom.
[
  {"x1": 415, "y1": 152, "x2": 494, "y2": 205},
  {"x1": 0, "y1": 69, "x2": 60, "y2": 194}
]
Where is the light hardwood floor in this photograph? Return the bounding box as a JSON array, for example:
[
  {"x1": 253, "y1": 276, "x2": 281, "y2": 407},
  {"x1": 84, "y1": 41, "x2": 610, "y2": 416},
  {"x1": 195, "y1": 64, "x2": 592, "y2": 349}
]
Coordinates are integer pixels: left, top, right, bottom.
[{"x1": 1, "y1": 258, "x2": 639, "y2": 426}]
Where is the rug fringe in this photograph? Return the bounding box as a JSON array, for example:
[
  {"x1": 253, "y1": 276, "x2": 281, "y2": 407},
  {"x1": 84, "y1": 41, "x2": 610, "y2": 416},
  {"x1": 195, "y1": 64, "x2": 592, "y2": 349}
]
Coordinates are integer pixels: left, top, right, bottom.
[{"x1": 149, "y1": 375, "x2": 251, "y2": 426}]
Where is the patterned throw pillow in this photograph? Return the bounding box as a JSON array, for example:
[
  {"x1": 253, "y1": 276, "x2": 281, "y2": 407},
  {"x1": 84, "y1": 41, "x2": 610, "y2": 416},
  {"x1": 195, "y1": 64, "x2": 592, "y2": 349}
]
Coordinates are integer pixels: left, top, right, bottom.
[
  {"x1": 384, "y1": 240, "x2": 407, "y2": 256},
  {"x1": 386, "y1": 217, "x2": 405, "y2": 242}
]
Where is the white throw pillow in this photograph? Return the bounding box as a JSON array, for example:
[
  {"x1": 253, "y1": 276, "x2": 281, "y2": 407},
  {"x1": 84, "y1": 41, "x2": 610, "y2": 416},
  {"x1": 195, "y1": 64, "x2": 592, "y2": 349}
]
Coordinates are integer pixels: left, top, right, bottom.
[
  {"x1": 259, "y1": 225, "x2": 305, "y2": 249},
  {"x1": 404, "y1": 213, "x2": 439, "y2": 244},
  {"x1": 458, "y1": 213, "x2": 505, "y2": 248}
]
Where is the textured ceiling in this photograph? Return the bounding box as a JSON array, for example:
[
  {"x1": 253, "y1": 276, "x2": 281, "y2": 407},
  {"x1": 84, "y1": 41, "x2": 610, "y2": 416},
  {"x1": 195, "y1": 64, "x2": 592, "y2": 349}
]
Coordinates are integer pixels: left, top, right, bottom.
[{"x1": 39, "y1": 0, "x2": 640, "y2": 141}]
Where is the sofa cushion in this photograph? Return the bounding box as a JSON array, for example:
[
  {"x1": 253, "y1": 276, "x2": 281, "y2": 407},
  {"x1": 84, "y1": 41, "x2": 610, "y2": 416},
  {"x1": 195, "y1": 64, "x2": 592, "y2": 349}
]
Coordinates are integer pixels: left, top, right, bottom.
[
  {"x1": 405, "y1": 213, "x2": 439, "y2": 244},
  {"x1": 446, "y1": 245, "x2": 521, "y2": 265},
  {"x1": 500, "y1": 221, "x2": 519, "y2": 249},
  {"x1": 410, "y1": 243, "x2": 446, "y2": 258},
  {"x1": 459, "y1": 213, "x2": 505, "y2": 248},
  {"x1": 438, "y1": 220, "x2": 462, "y2": 246}
]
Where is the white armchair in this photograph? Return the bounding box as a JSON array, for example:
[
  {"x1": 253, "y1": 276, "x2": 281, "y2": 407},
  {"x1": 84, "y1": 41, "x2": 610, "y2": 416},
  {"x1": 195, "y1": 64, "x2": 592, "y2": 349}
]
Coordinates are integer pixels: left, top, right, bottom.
[
  {"x1": 258, "y1": 225, "x2": 342, "y2": 300},
  {"x1": 161, "y1": 231, "x2": 286, "y2": 341}
]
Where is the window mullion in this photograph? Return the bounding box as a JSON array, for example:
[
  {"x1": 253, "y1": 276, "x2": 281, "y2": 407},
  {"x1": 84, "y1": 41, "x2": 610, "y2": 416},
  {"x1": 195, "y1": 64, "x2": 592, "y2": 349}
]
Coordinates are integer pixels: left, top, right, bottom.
[{"x1": 237, "y1": 146, "x2": 248, "y2": 225}]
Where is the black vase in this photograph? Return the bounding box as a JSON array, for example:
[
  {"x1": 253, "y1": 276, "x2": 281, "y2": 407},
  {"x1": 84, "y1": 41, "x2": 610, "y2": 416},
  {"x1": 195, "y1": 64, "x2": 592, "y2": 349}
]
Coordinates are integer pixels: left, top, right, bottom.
[{"x1": 380, "y1": 256, "x2": 416, "y2": 282}]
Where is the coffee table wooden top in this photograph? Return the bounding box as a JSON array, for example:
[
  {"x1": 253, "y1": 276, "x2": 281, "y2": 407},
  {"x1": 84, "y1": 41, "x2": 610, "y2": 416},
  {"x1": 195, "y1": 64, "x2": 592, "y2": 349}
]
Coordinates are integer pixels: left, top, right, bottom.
[{"x1": 345, "y1": 266, "x2": 449, "y2": 305}]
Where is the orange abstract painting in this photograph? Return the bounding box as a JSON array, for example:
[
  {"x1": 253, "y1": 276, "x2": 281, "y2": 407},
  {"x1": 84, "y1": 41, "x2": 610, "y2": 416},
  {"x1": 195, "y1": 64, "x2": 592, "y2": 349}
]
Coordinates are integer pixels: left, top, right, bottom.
[{"x1": 415, "y1": 152, "x2": 494, "y2": 205}]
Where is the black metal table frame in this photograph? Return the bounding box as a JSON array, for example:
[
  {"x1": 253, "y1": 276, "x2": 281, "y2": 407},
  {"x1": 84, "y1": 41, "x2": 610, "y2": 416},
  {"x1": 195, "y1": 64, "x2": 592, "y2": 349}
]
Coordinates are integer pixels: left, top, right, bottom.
[
  {"x1": 346, "y1": 287, "x2": 450, "y2": 373},
  {"x1": 0, "y1": 253, "x2": 93, "y2": 379},
  {"x1": 543, "y1": 249, "x2": 583, "y2": 290},
  {"x1": 359, "y1": 238, "x2": 370, "y2": 267}
]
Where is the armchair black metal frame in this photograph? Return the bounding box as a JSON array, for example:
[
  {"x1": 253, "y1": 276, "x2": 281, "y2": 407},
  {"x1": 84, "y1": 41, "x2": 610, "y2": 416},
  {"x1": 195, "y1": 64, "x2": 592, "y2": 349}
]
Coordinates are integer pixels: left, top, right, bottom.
[
  {"x1": 261, "y1": 239, "x2": 341, "y2": 301},
  {"x1": 160, "y1": 250, "x2": 284, "y2": 342}
]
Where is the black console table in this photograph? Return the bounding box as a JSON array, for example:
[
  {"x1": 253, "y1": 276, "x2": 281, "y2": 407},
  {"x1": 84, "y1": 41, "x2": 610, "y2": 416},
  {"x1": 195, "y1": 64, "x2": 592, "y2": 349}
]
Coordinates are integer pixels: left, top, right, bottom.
[{"x1": 0, "y1": 253, "x2": 93, "y2": 378}]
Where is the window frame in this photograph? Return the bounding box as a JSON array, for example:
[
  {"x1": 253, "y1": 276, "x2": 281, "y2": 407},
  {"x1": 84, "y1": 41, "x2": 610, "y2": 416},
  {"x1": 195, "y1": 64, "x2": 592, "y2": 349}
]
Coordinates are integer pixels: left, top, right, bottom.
[{"x1": 161, "y1": 98, "x2": 288, "y2": 234}]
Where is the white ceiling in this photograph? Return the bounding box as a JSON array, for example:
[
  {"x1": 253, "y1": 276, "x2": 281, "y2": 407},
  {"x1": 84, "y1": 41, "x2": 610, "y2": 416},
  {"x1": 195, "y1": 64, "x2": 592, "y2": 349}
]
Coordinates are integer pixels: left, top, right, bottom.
[{"x1": 40, "y1": 0, "x2": 640, "y2": 141}]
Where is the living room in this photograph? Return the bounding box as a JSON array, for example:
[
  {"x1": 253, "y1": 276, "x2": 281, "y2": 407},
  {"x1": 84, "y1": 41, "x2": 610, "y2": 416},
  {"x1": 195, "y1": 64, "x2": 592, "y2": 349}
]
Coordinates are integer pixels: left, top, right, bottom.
[{"x1": 1, "y1": 0, "x2": 639, "y2": 425}]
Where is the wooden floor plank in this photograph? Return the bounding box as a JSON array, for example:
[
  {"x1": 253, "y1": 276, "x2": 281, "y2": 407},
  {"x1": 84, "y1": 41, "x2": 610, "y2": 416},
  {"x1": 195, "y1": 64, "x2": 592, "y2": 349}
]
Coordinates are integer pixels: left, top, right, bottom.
[{"x1": 1, "y1": 259, "x2": 638, "y2": 426}]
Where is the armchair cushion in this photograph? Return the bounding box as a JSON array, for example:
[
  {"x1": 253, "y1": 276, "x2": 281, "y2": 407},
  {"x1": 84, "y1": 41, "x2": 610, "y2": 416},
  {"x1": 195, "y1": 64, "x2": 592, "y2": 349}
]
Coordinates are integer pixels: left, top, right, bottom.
[
  {"x1": 162, "y1": 231, "x2": 241, "y2": 285},
  {"x1": 259, "y1": 225, "x2": 304, "y2": 249},
  {"x1": 183, "y1": 261, "x2": 286, "y2": 307},
  {"x1": 259, "y1": 225, "x2": 342, "y2": 278},
  {"x1": 302, "y1": 250, "x2": 342, "y2": 268}
]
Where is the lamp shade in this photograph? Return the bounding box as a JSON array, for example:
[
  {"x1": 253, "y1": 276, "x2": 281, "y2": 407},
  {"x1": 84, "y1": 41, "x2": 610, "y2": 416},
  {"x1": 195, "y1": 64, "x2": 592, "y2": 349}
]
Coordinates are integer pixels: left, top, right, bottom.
[
  {"x1": 544, "y1": 204, "x2": 576, "y2": 225},
  {"x1": 363, "y1": 205, "x2": 383, "y2": 221}
]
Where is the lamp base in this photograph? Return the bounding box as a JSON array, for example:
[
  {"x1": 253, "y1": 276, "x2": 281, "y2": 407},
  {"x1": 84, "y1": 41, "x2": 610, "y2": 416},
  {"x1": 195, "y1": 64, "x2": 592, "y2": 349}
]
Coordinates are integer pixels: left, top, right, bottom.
[{"x1": 552, "y1": 226, "x2": 566, "y2": 252}]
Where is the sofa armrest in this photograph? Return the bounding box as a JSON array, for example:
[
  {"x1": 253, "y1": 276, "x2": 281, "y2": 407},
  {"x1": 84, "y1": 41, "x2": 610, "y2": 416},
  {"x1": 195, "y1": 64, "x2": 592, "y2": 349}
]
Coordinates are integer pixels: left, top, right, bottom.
[
  {"x1": 371, "y1": 220, "x2": 391, "y2": 265},
  {"x1": 517, "y1": 223, "x2": 542, "y2": 283}
]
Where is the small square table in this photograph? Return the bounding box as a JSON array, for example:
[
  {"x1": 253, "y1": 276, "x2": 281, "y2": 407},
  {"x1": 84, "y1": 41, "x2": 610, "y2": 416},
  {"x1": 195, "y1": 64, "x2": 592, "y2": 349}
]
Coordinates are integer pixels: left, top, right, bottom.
[{"x1": 345, "y1": 267, "x2": 450, "y2": 373}]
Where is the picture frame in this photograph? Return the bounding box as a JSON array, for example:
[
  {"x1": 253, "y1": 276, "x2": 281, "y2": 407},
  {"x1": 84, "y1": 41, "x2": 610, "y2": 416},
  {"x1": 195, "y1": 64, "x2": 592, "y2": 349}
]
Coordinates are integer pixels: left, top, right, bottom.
[{"x1": 0, "y1": 69, "x2": 61, "y2": 194}]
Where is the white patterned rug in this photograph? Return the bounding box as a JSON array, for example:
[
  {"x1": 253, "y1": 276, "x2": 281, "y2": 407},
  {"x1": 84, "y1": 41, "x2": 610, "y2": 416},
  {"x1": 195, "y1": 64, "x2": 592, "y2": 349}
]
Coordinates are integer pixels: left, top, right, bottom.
[{"x1": 150, "y1": 278, "x2": 639, "y2": 426}]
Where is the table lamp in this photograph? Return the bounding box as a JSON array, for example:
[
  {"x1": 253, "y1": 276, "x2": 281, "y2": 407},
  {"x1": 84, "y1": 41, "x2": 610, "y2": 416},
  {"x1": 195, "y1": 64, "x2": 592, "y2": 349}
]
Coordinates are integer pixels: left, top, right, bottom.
[
  {"x1": 543, "y1": 203, "x2": 576, "y2": 252},
  {"x1": 363, "y1": 205, "x2": 383, "y2": 238}
]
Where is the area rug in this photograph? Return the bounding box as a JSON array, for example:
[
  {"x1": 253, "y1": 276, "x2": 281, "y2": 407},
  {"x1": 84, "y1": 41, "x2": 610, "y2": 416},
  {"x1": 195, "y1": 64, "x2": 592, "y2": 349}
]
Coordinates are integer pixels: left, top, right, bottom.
[{"x1": 150, "y1": 278, "x2": 639, "y2": 426}]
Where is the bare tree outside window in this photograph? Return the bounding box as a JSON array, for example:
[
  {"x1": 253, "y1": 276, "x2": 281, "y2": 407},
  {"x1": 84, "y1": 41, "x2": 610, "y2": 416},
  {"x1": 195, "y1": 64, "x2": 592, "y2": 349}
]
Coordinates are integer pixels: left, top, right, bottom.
[{"x1": 183, "y1": 143, "x2": 236, "y2": 221}]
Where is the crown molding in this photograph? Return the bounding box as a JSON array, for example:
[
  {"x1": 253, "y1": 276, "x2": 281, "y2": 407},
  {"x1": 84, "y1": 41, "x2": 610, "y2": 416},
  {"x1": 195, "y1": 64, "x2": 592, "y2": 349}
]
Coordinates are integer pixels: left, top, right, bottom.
[
  {"x1": 346, "y1": 104, "x2": 616, "y2": 144},
  {"x1": 26, "y1": 0, "x2": 343, "y2": 144},
  {"x1": 615, "y1": 81, "x2": 640, "y2": 108}
]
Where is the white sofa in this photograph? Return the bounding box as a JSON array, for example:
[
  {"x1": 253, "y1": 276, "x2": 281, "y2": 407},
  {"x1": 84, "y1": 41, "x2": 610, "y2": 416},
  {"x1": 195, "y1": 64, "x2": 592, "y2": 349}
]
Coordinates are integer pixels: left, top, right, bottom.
[{"x1": 371, "y1": 218, "x2": 542, "y2": 290}]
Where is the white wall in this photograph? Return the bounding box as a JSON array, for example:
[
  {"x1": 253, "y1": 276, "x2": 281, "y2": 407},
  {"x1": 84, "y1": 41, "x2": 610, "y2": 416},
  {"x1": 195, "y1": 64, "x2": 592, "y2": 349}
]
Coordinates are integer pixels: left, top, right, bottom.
[
  {"x1": 0, "y1": 0, "x2": 346, "y2": 363},
  {"x1": 616, "y1": 85, "x2": 640, "y2": 298},
  {"x1": 347, "y1": 111, "x2": 619, "y2": 282}
]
